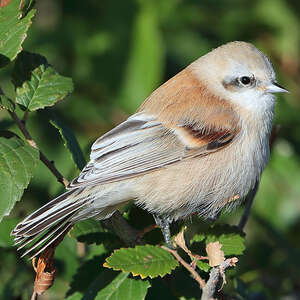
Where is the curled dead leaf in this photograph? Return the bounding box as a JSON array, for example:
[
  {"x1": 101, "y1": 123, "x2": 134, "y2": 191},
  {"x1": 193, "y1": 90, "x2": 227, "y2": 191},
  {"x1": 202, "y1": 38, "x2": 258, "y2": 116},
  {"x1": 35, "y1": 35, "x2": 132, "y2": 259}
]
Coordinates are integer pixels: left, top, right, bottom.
[
  {"x1": 206, "y1": 241, "x2": 225, "y2": 267},
  {"x1": 174, "y1": 226, "x2": 191, "y2": 255},
  {"x1": 32, "y1": 247, "x2": 56, "y2": 295}
]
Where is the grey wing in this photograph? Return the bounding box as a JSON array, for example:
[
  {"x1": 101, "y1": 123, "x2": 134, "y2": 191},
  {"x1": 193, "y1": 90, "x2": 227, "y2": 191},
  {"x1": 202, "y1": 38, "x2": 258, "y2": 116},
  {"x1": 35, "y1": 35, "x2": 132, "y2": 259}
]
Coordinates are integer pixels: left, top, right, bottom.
[
  {"x1": 68, "y1": 113, "x2": 188, "y2": 188},
  {"x1": 68, "y1": 112, "x2": 237, "y2": 189}
]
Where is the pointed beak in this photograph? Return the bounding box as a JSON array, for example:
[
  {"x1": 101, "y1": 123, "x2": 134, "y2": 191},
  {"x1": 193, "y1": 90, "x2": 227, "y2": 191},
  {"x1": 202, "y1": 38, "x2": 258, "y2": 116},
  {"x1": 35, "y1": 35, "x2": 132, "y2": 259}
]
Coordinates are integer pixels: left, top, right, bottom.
[{"x1": 266, "y1": 82, "x2": 289, "y2": 94}]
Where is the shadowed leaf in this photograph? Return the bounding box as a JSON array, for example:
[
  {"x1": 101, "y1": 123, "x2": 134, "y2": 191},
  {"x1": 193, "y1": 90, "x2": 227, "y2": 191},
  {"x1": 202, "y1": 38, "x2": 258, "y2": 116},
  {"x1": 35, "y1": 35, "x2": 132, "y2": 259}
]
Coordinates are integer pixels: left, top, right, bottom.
[
  {"x1": 50, "y1": 118, "x2": 86, "y2": 170},
  {"x1": 95, "y1": 272, "x2": 150, "y2": 300},
  {"x1": 12, "y1": 52, "x2": 73, "y2": 111},
  {"x1": 0, "y1": 136, "x2": 38, "y2": 222}
]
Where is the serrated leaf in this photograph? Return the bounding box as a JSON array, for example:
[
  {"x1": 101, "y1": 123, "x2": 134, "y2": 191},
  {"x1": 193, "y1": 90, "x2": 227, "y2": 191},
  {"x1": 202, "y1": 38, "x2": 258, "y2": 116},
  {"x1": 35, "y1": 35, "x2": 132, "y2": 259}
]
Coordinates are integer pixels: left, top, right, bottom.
[
  {"x1": 13, "y1": 51, "x2": 73, "y2": 111},
  {"x1": 95, "y1": 272, "x2": 150, "y2": 300},
  {"x1": 206, "y1": 233, "x2": 245, "y2": 256},
  {"x1": 196, "y1": 260, "x2": 211, "y2": 272},
  {"x1": 205, "y1": 225, "x2": 246, "y2": 256},
  {"x1": 0, "y1": 0, "x2": 35, "y2": 67},
  {"x1": 50, "y1": 118, "x2": 86, "y2": 170},
  {"x1": 190, "y1": 233, "x2": 206, "y2": 244},
  {"x1": 15, "y1": 64, "x2": 73, "y2": 111},
  {"x1": 0, "y1": 136, "x2": 38, "y2": 222},
  {"x1": 12, "y1": 51, "x2": 47, "y2": 87},
  {"x1": 104, "y1": 245, "x2": 179, "y2": 279}
]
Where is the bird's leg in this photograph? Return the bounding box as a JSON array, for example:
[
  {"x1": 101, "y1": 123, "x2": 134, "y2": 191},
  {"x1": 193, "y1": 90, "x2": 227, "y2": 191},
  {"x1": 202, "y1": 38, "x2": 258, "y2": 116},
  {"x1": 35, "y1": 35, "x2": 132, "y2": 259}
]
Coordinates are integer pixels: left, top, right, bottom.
[{"x1": 152, "y1": 214, "x2": 174, "y2": 249}]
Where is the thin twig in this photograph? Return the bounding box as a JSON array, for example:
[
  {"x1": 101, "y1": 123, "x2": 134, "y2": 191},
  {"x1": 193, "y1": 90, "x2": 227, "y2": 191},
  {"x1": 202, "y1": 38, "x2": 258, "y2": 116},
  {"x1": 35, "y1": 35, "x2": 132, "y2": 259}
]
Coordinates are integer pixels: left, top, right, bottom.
[
  {"x1": 102, "y1": 211, "x2": 142, "y2": 247},
  {"x1": 22, "y1": 110, "x2": 29, "y2": 124},
  {"x1": 238, "y1": 181, "x2": 259, "y2": 231},
  {"x1": 31, "y1": 291, "x2": 38, "y2": 300},
  {"x1": 7, "y1": 110, "x2": 69, "y2": 187},
  {"x1": 201, "y1": 257, "x2": 238, "y2": 300},
  {"x1": 161, "y1": 245, "x2": 206, "y2": 289}
]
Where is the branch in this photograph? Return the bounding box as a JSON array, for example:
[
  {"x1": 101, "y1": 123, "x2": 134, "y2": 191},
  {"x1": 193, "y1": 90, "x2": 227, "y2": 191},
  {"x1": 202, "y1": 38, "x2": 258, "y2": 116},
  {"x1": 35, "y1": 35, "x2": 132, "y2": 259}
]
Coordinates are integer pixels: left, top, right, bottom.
[
  {"x1": 161, "y1": 246, "x2": 206, "y2": 289},
  {"x1": 201, "y1": 257, "x2": 238, "y2": 300},
  {"x1": 238, "y1": 180, "x2": 259, "y2": 231},
  {"x1": 102, "y1": 211, "x2": 142, "y2": 247},
  {"x1": 7, "y1": 110, "x2": 69, "y2": 187}
]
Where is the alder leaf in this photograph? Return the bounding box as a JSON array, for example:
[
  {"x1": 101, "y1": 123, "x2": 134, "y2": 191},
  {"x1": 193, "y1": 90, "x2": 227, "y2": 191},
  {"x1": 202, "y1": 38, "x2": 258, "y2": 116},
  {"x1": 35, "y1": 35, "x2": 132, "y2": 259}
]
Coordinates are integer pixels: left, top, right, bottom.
[
  {"x1": 104, "y1": 245, "x2": 179, "y2": 279},
  {"x1": 0, "y1": 0, "x2": 35, "y2": 67},
  {"x1": 95, "y1": 272, "x2": 150, "y2": 300},
  {"x1": 13, "y1": 52, "x2": 73, "y2": 111},
  {"x1": 0, "y1": 136, "x2": 38, "y2": 222}
]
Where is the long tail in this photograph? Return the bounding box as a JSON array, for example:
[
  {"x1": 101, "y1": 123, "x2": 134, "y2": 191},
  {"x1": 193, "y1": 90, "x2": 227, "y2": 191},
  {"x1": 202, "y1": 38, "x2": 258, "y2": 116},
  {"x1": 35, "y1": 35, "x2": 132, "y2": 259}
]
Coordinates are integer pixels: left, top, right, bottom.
[{"x1": 11, "y1": 189, "x2": 88, "y2": 259}]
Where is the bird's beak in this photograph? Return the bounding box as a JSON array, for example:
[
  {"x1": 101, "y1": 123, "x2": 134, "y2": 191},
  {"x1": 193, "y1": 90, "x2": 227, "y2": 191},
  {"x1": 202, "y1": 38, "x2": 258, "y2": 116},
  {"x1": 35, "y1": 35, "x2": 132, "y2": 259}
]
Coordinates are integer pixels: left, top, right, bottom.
[{"x1": 266, "y1": 82, "x2": 289, "y2": 93}]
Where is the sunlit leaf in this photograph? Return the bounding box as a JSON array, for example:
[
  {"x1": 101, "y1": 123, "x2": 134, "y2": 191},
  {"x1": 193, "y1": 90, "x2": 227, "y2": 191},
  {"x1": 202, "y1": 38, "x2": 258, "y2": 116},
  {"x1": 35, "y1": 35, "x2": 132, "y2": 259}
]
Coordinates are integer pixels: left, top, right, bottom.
[
  {"x1": 13, "y1": 52, "x2": 73, "y2": 111},
  {"x1": 104, "y1": 245, "x2": 179, "y2": 279},
  {"x1": 0, "y1": 0, "x2": 35, "y2": 67}
]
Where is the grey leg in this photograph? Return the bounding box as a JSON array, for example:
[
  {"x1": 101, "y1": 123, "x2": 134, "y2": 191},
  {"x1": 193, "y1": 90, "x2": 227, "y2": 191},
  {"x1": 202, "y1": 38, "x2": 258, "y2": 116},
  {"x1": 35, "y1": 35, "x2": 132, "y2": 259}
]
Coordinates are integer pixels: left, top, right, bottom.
[{"x1": 153, "y1": 214, "x2": 174, "y2": 249}]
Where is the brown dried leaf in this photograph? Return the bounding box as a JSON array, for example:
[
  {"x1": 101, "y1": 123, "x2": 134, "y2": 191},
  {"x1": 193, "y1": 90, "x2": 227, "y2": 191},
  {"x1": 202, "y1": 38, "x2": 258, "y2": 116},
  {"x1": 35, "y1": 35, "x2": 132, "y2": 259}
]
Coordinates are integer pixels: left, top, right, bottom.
[
  {"x1": 206, "y1": 241, "x2": 225, "y2": 267},
  {"x1": 32, "y1": 247, "x2": 56, "y2": 295},
  {"x1": 174, "y1": 226, "x2": 192, "y2": 256}
]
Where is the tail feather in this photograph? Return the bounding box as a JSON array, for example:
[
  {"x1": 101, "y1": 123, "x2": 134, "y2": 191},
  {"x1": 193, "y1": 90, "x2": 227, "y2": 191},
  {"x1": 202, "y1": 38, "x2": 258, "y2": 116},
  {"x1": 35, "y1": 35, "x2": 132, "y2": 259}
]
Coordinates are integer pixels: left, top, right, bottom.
[
  {"x1": 13, "y1": 190, "x2": 75, "y2": 232},
  {"x1": 21, "y1": 219, "x2": 73, "y2": 259},
  {"x1": 14, "y1": 198, "x2": 86, "y2": 237},
  {"x1": 11, "y1": 189, "x2": 88, "y2": 259}
]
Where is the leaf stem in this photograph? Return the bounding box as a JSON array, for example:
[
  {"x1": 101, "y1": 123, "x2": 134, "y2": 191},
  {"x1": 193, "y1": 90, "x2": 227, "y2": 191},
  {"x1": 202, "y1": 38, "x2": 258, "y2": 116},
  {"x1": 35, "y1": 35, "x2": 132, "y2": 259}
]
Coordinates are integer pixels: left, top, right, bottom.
[
  {"x1": 7, "y1": 110, "x2": 69, "y2": 187},
  {"x1": 161, "y1": 246, "x2": 206, "y2": 289}
]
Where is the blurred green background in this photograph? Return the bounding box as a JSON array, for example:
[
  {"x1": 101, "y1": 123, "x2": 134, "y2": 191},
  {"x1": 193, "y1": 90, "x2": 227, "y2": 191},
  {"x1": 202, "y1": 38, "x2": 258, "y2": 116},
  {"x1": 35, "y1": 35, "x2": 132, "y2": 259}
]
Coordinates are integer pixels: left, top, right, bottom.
[{"x1": 1, "y1": 0, "x2": 300, "y2": 299}]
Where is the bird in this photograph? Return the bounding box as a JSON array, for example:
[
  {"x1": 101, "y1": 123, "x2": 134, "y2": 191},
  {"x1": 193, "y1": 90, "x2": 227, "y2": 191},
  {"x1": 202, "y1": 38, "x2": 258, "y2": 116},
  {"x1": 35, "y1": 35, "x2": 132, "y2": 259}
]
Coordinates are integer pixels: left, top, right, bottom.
[{"x1": 11, "y1": 41, "x2": 288, "y2": 258}]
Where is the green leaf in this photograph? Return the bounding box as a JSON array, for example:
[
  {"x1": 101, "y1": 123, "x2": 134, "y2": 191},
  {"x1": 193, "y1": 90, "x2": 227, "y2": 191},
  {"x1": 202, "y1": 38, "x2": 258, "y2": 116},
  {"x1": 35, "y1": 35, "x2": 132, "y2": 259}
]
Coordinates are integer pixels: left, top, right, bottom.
[
  {"x1": 50, "y1": 118, "x2": 86, "y2": 170},
  {"x1": 0, "y1": 0, "x2": 35, "y2": 67},
  {"x1": 95, "y1": 272, "x2": 150, "y2": 300},
  {"x1": 206, "y1": 233, "x2": 246, "y2": 256},
  {"x1": 189, "y1": 225, "x2": 245, "y2": 256},
  {"x1": 205, "y1": 226, "x2": 246, "y2": 256},
  {"x1": 0, "y1": 217, "x2": 18, "y2": 247},
  {"x1": 13, "y1": 51, "x2": 73, "y2": 111},
  {"x1": 0, "y1": 136, "x2": 38, "y2": 222},
  {"x1": 0, "y1": 94, "x2": 15, "y2": 111},
  {"x1": 190, "y1": 233, "x2": 206, "y2": 244},
  {"x1": 196, "y1": 260, "x2": 211, "y2": 272},
  {"x1": 104, "y1": 245, "x2": 179, "y2": 279},
  {"x1": 71, "y1": 219, "x2": 103, "y2": 239}
]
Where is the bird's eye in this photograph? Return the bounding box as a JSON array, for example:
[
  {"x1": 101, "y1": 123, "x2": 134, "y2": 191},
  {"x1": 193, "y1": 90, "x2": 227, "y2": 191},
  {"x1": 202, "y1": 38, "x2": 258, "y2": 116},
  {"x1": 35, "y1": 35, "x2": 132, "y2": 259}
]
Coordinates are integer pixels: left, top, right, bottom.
[{"x1": 239, "y1": 76, "x2": 252, "y2": 86}]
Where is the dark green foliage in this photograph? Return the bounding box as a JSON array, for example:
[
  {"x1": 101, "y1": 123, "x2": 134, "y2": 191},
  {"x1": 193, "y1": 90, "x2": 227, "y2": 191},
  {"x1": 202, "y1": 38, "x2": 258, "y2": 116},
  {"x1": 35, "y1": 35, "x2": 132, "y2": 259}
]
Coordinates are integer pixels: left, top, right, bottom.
[{"x1": 0, "y1": 0, "x2": 299, "y2": 299}]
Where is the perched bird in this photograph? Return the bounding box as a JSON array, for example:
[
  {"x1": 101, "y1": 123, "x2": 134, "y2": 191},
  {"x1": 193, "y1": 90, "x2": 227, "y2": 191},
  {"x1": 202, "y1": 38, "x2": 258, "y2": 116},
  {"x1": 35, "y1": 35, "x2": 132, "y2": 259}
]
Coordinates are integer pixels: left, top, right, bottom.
[{"x1": 12, "y1": 41, "x2": 288, "y2": 258}]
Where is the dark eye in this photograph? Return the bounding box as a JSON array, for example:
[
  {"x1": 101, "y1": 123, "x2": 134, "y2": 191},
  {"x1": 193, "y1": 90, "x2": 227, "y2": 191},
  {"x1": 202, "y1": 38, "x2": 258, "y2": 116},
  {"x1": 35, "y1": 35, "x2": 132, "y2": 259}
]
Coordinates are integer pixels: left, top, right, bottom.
[{"x1": 239, "y1": 76, "x2": 251, "y2": 85}]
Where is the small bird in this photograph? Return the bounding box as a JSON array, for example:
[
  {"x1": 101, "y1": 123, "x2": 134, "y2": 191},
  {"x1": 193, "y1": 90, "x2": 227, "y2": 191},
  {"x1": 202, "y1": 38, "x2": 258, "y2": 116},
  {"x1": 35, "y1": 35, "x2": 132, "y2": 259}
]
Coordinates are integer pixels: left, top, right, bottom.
[{"x1": 12, "y1": 41, "x2": 288, "y2": 258}]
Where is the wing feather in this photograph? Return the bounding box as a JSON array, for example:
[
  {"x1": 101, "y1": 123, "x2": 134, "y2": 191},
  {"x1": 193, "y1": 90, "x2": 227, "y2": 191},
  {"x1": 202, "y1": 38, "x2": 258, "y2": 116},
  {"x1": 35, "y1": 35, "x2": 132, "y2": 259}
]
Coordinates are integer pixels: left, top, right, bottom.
[{"x1": 68, "y1": 112, "x2": 239, "y2": 189}]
